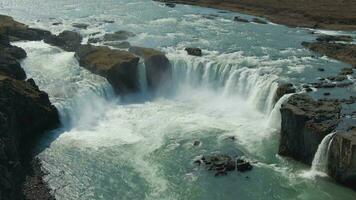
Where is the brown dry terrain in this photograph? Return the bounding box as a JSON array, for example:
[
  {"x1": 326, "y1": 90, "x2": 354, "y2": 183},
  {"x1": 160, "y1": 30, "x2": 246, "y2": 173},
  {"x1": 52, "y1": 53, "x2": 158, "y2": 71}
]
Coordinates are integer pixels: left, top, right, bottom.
[{"x1": 158, "y1": 0, "x2": 356, "y2": 30}]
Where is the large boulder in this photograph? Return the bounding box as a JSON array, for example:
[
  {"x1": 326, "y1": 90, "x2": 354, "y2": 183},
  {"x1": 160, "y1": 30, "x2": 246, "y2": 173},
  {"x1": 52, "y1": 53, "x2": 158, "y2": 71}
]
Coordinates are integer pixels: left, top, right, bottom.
[
  {"x1": 0, "y1": 34, "x2": 27, "y2": 60},
  {"x1": 0, "y1": 54, "x2": 26, "y2": 80},
  {"x1": 0, "y1": 75, "x2": 59, "y2": 200},
  {"x1": 0, "y1": 15, "x2": 51, "y2": 41},
  {"x1": 328, "y1": 128, "x2": 356, "y2": 189},
  {"x1": 279, "y1": 94, "x2": 341, "y2": 164},
  {"x1": 273, "y1": 83, "x2": 296, "y2": 103},
  {"x1": 75, "y1": 44, "x2": 140, "y2": 94},
  {"x1": 185, "y1": 47, "x2": 202, "y2": 56},
  {"x1": 129, "y1": 46, "x2": 172, "y2": 93},
  {"x1": 44, "y1": 30, "x2": 82, "y2": 52}
]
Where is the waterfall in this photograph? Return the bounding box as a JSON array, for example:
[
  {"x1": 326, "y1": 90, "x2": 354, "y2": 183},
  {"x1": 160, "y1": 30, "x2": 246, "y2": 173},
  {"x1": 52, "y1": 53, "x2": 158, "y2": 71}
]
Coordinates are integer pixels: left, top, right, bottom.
[
  {"x1": 166, "y1": 49, "x2": 280, "y2": 113},
  {"x1": 267, "y1": 93, "x2": 294, "y2": 130},
  {"x1": 311, "y1": 132, "x2": 336, "y2": 174}
]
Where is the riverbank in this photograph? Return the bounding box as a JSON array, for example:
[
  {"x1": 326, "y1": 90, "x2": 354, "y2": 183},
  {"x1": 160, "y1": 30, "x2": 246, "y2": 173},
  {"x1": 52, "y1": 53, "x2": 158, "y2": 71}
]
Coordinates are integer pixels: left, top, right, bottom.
[{"x1": 156, "y1": 0, "x2": 356, "y2": 30}]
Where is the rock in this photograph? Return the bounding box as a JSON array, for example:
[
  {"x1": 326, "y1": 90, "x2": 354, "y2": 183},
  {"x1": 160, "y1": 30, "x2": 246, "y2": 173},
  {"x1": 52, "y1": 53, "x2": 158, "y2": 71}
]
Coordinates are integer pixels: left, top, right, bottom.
[
  {"x1": 88, "y1": 37, "x2": 102, "y2": 44},
  {"x1": 193, "y1": 140, "x2": 201, "y2": 146},
  {"x1": 129, "y1": 46, "x2": 172, "y2": 93},
  {"x1": 339, "y1": 67, "x2": 353, "y2": 75},
  {"x1": 103, "y1": 30, "x2": 135, "y2": 41},
  {"x1": 279, "y1": 94, "x2": 341, "y2": 164},
  {"x1": 323, "y1": 92, "x2": 331, "y2": 96},
  {"x1": 52, "y1": 22, "x2": 62, "y2": 26},
  {"x1": 72, "y1": 23, "x2": 89, "y2": 29},
  {"x1": 236, "y1": 159, "x2": 253, "y2": 172},
  {"x1": 185, "y1": 47, "x2": 202, "y2": 56},
  {"x1": 106, "y1": 41, "x2": 131, "y2": 49},
  {"x1": 44, "y1": 30, "x2": 82, "y2": 52},
  {"x1": 195, "y1": 154, "x2": 253, "y2": 176},
  {"x1": 103, "y1": 20, "x2": 115, "y2": 24},
  {"x1": 328, "y1": 75, "x2": 347, "y2": 82},
  {"x1": 316, "y1": 35, "x2": 353, "y2": 43},
  {"x1": 0, "y1": 54, "x2": 26, "y2": 80},
  {"x1": 302, "y1": 42, "x2": 356, "y2": 66},
  {"x1": 317, "y1": 68, "x2": 325, "y2": 72},
  {"x1": 234, "y1": 16, "x2": 249, "y2": 23},
  {"x1": 75, "y1": 44, "x2": 140, "y2": 94},
  {"x1": 252, "y1": 18, "x2": 268, "y2": 24},
  {"x1": 328, "y1": 129, "x2": 356, "y2": 189},
  {"x1": 165, "y1": 3, "x2": 176, "y2": 8},
  {"x1": 274, "y1": 83, "x2": 296, "y2": 103},
  {"x1": 0, "y1": 75, "x2": 59, "y2": 200},
  {"x1": 0, "y1": 34, "x2": 27, "y2": 60}
]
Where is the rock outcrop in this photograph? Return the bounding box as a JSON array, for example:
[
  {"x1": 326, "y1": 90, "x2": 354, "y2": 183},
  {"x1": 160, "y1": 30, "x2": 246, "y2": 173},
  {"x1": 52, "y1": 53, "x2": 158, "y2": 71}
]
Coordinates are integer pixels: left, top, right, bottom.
[
  {"x1": 129, "y1": 46, "x2": 172, "y2": 93},
  {"x1": 279, "y1": 94, "x2": 341, "y2": 164},
  {"x1": 0, "y1": 75, "x2": 59, "y2": 200},
  {"x1": 316, "y1": 35, "x2": 353, "y2": 43},
  {"x1": 273, "y1": 83, "x2": 296, "y2": 103},
  {"x1": 185, "y1": 47, "x2": 202, "y2": 56},
  {"x1": 103, "y1": 30, "x2": 135, "y2": 41},
  {"x1": 328, "y1": 128, "x2": 356, "y2": 189},
  {"x1": 0, "y1": 15, "x2": 51, "y2": 41},
  {"x1": 302, "y1": 42, "x2": 356, "y2": 65},
  {"x1": 44, "y1": 30, "x2": 82, "y2": 52},
  {"x1": 75, "y1": 44, "x2": 140, "y2": 94}
]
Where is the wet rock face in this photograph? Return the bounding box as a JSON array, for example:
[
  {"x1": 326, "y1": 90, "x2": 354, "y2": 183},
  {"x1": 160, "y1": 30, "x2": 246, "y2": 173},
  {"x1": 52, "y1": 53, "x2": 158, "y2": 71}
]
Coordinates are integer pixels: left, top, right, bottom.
[
  {"x1": 234, "y1": 16, "x2": 249, "y2": 23},
  {"x1": 0, "y1": 75, "x2": 59, "y2": 200},
  {"x1": 75, "y1": 44, "x2": 140, "y2": 95},
  {"x1": 279, "y1": 94, "x2": 341, "y2": 164},
  {"x1": 328, "y1": 129, "x2": 356, "y2": 189},
  {"x1": 185, "y1": 47, "x2": 202, "y2": 56},
  {"x1": 0, "y1": 54, "x2": 26, "y2": 80},
  {"x1": 274, "y1": 83, "x2": 296, "y2": 103},
  {"x1": 0, "y1": 34, "x2": 27, "y2": 60},
  {"x1": 194, "y1": 154, "x2": 253, "y2": 176},
  {"x1": 316, "y1": 35, "x2": 353, "y2": 43},
  {"x1": 129, "y1": 46, "x2": 172, "y2": 93},
  {"x1": 252, "y1": 18, "x2": 268, "y2": 24},
  {"x1": 44, "y1": 30, "x2": 82, "y2": 52}
]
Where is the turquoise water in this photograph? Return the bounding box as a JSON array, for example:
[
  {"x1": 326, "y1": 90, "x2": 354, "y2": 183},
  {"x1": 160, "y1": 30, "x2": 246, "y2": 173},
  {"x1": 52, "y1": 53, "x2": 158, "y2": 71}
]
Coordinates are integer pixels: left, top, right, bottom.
[{"x1": 2, "y1": 0, "x2": 356, "y2": 199}]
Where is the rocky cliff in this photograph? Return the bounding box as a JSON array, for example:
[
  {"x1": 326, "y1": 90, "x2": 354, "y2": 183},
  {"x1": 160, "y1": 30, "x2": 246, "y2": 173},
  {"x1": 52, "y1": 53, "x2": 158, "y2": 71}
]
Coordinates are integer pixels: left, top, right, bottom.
[
  {"x1": 279, "y1": 94, "x2": 341, "y2": 165},
  {"x1": 328, "y1": 128, "x2": 356, "y2": 189}
]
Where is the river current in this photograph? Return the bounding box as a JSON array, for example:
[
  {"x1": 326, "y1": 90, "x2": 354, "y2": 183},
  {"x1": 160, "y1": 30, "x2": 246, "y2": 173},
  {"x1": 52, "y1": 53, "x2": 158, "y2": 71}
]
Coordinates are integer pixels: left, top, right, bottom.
[{"x1": 1, "y1": 0, "x2": 356, "y2": 199}]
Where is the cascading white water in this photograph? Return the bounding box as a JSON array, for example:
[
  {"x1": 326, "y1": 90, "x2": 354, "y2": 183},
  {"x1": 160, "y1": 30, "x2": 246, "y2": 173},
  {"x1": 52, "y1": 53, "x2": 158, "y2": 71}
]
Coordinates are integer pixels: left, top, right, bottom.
[
  {"x1": 267, "y1": 93, "x2": 295, "y2": 130},
  {"x1": 311, "y1": 132, "x2": 336, "y2": 174},
  {"x1": 166, "y1": 49, "x2": 280, "y2": 113}
]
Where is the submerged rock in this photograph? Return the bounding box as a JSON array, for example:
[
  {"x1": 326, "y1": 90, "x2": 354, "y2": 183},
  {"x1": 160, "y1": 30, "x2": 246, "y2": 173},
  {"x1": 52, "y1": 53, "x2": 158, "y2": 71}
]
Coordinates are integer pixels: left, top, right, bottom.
[
  {"x1": 252, "y1": 18, "x2": 268, "y2": 24},
  {"x1": 44, "y1": 30, "x2": 82, "y2": 52},
  {"x1": 165, "y1": 3, "x2": 176, "y2": 8},
  {"x1": 103, "y1": 30, "x2": 135, "y2": 41},
  {"x1": 328, "y1": 128, "x2": 356, "y2": 189},
  {"x1": 185, "y1": 47, "x2": 202, "y2": 56},
  {"x1": 75, "y1": 44, "x2": 140, "y2": 94},
  {"x1": 72, "y1": 23, "x2": 89, "y2": 29},
  {"x1": 279, "y1": 94, "x2": 341, "y2": 164},
  {"x1": 194, "y1": 154, "x2": 253, "y2": 176},
  {"x1": 234, "y1": 16, "x2": 249, "y2": 23},
  {"x1": 129, "y1": 46, "x2": 172, "y2": 93}
]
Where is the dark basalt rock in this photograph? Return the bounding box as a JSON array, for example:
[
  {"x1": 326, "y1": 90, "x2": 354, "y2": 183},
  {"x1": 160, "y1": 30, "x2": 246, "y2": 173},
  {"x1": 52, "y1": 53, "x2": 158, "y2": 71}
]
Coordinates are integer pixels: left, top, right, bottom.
[
  {"x1": 0, "y1": 34, "x2": 27, "y2": 60},
  {"x1": 328, "y1": 128, "x2": 356, "y2": 189},
  {"x1": 316, "y1": 35, "x2": 353, "y2": 43},
  {"x1": 165, "y1": 3, "x2": 176, "y2": 8},
  {"x1": 88, "y1": 37, "x2": 102, "y2": 44},
  {"x1": 0, "y1": 54, "x2": 26, "y2": 80},
  {"x1": 273, "y1": 83, "x2": 296, "y2": 103},
  {"x1": 328, "y1": 75, "x2": 347, "y2": 82},
  {"x1": 194, "y1": 154, "x2": 253, "y2": 176},
  {"x1": 279, "y1": 94, "x2": 341, "y2": 164},
  {"x1": 103, "y1": 30, "x2": 136, "y2": 41},
  {"x1": 234, "y1": 16, "x2": 249, "y2": 23},
  {"x1": 339, "y1": 67, "x2": 353, "y2": 75},
  {"x1": 129, "y1": 46, "x2": 172, "y2": 93},
  {"x1": 0, "y1": 75, "x2": 59, "y2": 200},
  {"x1": 44, "y1": 30, "x2": 82, "y2": 52},
  {"x1": 185, "y1": 47, "x2": 202, "y2": 56},
  {"x1": 72, "y1": 23, "x2": 89, "y2": 29},
  {"x1": 252, "y1": 18, "x2": 268, "y2": 24},
  {"x1": 302, "y1": 42, "x2": 356, "y2": 65},
  {"x1": 75, "y1": 44, "x2": 140, "y2": 95}
]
